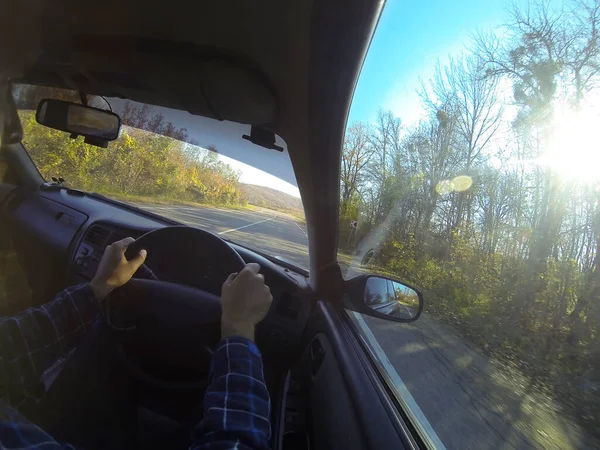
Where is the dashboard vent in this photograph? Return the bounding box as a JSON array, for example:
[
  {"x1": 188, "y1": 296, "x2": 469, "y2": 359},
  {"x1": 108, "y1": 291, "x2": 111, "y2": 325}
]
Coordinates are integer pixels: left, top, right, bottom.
[{"x1": 83, "y1": 225, "x2": 110, "y2": 250}]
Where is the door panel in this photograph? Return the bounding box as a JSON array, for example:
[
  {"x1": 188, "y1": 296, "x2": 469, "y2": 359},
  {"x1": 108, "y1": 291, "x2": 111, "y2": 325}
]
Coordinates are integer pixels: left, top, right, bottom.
[
  {"x1": 277, "y1": 332, "x2": 366, "y2": 450},
  {"x1": 278, "y1": 299, "x2": 417, "y2": 450},
  {"x1": 309, "y1": 333, "x2": 366, "y2": 449}
]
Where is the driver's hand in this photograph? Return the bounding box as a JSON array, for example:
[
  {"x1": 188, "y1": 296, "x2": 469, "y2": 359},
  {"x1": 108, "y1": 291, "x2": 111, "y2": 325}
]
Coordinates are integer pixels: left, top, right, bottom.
[
  {"x1": 221, "y1": 263, "x2": 273, "y2": 342},
  {"x1": 90, "y1": 237, "x2": 147, "y2": 302}
]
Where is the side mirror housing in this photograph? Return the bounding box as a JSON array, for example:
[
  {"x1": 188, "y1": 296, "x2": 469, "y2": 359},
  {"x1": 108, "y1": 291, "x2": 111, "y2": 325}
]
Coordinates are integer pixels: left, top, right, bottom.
[{"x1": 343, "y1": 274, "x2": 424, "y2": 323}]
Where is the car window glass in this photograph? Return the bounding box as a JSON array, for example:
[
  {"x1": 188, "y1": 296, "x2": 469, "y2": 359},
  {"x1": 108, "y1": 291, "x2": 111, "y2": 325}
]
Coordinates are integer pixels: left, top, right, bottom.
[
  {"x1": 12, "y1": 84, "x2": 309, "y2": 270},
  {"x1": 340, "y1": 0, "x2": 600, "y2": 448}
]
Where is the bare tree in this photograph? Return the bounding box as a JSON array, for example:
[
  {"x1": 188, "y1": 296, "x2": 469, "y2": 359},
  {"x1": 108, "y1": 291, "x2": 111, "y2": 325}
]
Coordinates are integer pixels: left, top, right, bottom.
[
  {"x1": 420, "y1": 55, "x2": 504, "y2": 229},
  {"x1": 567, "y1": 0, "x2": 600, "y2": 105},
  {"x1": 367, "y1": 110, "x2": 402, "y2": 222},
  {"x1": 340, "y1": 122, "x2": 374, "y2": 216}
]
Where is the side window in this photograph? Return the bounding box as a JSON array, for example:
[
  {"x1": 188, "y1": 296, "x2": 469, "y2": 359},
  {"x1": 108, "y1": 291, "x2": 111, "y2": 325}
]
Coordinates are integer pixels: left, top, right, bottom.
[{"x1": 339, "y1": 0, "x2": 600, "y2": 449}]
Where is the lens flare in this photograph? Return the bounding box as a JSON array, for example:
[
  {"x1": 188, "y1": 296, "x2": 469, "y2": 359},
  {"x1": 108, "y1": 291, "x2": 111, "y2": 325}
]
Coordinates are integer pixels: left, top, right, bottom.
[
  {"x1": 450, "y1": 175, "x2": 473, "y2": 192},
  {"x1": 436, "y1": 175, "x2": 473, "y2": 195},
  {"x1": 538, "y1": 107, "x2": 600, "y2": 183}
]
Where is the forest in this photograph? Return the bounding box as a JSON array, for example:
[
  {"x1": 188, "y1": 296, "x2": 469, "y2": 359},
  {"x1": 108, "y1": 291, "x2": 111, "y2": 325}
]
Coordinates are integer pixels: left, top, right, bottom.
[
  {"x1": 15, "y1": 85, "x2": 248, "y2": 207},
  {"x1": 340, "y1": 0, "x2": 600, "y2": 430}
]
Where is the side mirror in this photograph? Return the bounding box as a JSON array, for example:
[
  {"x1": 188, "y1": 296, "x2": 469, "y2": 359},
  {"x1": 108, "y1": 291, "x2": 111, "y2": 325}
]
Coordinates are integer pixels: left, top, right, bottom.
[
  {"x1": 36, "y1": 99, "x2": 121, "y2": 147},
  {"x1": 343, "y1": 275, "x2": 424, "y2": 323}
]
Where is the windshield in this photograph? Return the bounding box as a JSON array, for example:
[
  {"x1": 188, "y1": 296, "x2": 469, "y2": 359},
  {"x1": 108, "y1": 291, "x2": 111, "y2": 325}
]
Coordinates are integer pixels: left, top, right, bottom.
[
  {"x1": 341, "y1": 0, "x2": 600, "y2": 448},
  {"x1": 13, "y1": 84, "x2": 308, "y2": 269}
]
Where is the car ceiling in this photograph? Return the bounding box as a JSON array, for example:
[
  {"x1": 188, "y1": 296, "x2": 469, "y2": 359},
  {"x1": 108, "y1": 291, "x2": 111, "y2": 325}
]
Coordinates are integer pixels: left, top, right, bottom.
[
  {"x1": 6, "y1": 0, "x2": 385, "y2": 287},
  {"x1": 23, "y1": 1, "x2": 313, "y2": 128}
]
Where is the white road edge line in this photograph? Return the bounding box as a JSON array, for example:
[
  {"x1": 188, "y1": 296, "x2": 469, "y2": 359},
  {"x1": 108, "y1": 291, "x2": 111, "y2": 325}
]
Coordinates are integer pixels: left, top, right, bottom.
[
  {"x1": 352, "y1": 312, "x2": 447, "y2": 450},
  {"x1": 217, "y1": 214, "x2": 279, "y2": 235},
  {"x1": 293, "y1": 220, "x2": 308, "y2": 237}
]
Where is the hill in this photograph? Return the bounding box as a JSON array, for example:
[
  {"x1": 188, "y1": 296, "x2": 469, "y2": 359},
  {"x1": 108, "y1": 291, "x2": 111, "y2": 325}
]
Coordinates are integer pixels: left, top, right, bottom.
[{"x1": 240, "y1": 184, "x2": 304, "y2": 217}]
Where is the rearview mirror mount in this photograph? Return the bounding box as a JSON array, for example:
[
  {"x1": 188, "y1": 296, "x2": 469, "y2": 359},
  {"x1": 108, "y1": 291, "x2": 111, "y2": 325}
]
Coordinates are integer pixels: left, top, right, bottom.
[
  {"x1": 36, "y1": 99, "x2": 121, "y2": 148},
  {"x1": 343, "y1": 274, "x2": 424, "y2": 323}
]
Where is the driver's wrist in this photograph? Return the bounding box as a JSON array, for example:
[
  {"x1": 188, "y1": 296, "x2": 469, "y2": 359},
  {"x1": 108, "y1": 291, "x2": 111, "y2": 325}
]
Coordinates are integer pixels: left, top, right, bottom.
[
  {"x1": 221, "y1": 319, "x2": 255, "y2": 343},
  {"x1": 90, "y1": 279, "x2": 113, "y2": 303}
]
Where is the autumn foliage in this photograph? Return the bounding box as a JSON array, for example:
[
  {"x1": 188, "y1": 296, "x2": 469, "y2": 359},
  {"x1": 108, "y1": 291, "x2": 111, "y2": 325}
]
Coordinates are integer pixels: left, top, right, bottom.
[{"x1": 18, "y1": 109, "x2": 247, "y2": 206}]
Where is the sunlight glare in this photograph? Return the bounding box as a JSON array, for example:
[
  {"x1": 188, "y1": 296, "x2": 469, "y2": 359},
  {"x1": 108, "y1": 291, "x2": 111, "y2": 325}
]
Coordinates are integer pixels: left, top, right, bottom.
[{"x1": 538, "y1": 108, "x2": 600, "y2": 183}]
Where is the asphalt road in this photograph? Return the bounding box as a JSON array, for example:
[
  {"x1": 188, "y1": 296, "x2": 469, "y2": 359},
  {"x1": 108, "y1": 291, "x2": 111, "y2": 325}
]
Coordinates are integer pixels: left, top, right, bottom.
[
  {"x1": 138, "y1": 204, "x2": 597, "y2": 450},
  {"x1": 138, "y1": 204, "x2": 310, "y2": 269},
  {"x1": 359, "y1": 314, "x2": 597, "y2": 450}
]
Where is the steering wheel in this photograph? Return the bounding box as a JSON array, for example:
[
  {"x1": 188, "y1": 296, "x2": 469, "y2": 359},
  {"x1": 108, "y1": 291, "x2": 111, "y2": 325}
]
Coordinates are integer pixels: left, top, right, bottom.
[
  {"x1": 109, "y1": 226, "x2": 246, "y2": 392},
  {"x1": 125, "y1": 225, "x2": 245, "y2": 293}
]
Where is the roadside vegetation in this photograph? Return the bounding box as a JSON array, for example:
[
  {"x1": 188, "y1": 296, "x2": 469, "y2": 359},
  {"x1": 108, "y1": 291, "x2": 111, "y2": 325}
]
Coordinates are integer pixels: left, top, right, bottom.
[
  {"x1": 242, "y1": 184, "x2": 305, "y2": 221},
  {"x1": 16, "y1": 90, "x2": 248, "y2": 207},
  {"x1": 341, "y1": 0, "x2": 600, "y2": 435}
]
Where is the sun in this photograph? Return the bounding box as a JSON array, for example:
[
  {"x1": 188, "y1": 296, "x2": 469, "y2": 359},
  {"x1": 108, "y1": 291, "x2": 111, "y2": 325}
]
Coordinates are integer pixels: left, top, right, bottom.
[{"x1": 538, "y1": 106, "x2": 600, "y2": 183}]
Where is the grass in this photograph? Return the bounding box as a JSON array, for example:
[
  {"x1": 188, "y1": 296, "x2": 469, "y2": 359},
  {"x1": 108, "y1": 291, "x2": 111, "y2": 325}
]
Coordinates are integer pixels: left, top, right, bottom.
[
  {"x1": 271, "y1": 207, "x2": 306, "y2": 223},
  {"x1": 97, "y1": 191, "x2": 259, "y2": 211}
]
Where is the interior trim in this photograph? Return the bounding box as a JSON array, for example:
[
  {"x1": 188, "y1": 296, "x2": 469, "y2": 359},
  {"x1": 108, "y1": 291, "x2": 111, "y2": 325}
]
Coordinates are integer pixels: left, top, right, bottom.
[
  {"x1": 338, "y1": 311, "x2": 425, "y2": 450},
  {"x1": 307, "y1": 300, "x2": 413, "y2": 450},
  {"x1": 3, "y1": 141, "x2": 44, "y2": 189}
]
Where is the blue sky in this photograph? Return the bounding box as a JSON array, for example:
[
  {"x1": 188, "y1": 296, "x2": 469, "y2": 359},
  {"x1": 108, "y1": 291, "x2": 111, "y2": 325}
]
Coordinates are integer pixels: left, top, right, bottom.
[{"x1": 348, "y1": 0, "x2": 516, "y2": 127}]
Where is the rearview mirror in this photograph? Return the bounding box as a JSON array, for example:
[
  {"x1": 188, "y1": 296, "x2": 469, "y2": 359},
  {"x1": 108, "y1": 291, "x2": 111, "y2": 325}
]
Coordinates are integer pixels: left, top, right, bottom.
[
  {"x1": 343, "y1": 275, "x2": 424, "y2": 323},
  {"x1": 36, "y1": 99, "x2": 121, "y2": 146}
]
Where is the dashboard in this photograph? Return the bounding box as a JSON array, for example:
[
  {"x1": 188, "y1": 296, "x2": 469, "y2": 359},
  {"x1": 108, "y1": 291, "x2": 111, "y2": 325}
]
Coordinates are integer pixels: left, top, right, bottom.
[{"x1": 1, "y1": 186, "x2": 313, "y2": 354}]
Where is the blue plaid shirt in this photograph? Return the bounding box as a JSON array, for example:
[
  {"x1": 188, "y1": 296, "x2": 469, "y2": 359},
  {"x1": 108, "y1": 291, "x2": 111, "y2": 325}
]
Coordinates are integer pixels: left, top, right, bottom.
[{"x1": 0, "y1": 269, "x2": 271, "y2": 449}]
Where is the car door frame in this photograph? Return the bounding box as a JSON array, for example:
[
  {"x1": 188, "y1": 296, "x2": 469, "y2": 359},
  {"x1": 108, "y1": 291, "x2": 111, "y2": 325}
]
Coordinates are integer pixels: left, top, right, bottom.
[{"x1": 300, "y1": 298, "x2": 425, "y2": 450}]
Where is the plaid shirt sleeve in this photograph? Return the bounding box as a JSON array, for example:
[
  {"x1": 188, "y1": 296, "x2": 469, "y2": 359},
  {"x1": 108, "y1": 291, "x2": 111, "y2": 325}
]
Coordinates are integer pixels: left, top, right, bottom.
[
  {"x1": 191, "y1": 337, "x2": 272, "y2": 450},
  {"x1": 0, "y1": 283, "x2": 101, "y2": 408},
  {"x1": 0, "y1": 264, "x2": 157, "y2": 408},
  {"x1": 0, "y1": 400, "x2": 77, "y2": 450},
  {"x1": 0, "y1": 266, "x2": 269, "y2": 450}
]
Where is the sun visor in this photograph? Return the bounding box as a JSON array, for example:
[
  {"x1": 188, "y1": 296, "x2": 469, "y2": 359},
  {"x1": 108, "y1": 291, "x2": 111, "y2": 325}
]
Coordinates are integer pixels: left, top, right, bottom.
[
  {"x1": 38, "y1": 36, "x2": 279, "y2": 127},
  {"x1": 108, "y1": 98, "x2": 296, "y2": 187},
  {"x1": 193, "y1": 58, "x2": 277, "y2": 125}
]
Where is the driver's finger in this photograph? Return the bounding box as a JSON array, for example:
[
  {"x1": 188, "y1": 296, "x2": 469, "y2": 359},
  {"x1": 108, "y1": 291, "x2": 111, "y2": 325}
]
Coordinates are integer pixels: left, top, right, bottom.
[
  {"x1": 126, "y1": 249, "x2": 147, "y2": 269},
  {"x1": 224, "y1": 272, "x2": 238, "y2": 286},
  {"x1": 242, "y1": 263, "x2": 261, "y2": 275},
  {"x1": 112, "y1": 237, "x2": 136, "y2": 253}
]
